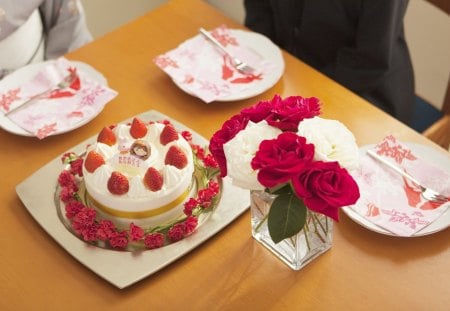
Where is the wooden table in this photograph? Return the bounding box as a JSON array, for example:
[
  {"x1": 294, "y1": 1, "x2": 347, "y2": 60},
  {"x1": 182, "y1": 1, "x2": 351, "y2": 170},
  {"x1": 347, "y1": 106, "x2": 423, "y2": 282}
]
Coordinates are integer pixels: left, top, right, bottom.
[{"x1": 1, "y1": 0, "x2": 448, "y2": 309}]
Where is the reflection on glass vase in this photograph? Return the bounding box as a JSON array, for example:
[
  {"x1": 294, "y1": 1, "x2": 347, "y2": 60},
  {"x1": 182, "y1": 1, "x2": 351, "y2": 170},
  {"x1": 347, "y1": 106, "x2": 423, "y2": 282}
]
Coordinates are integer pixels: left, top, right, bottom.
[{"x1": 251, "y1": 190, "x2": 333, "y2": 270}]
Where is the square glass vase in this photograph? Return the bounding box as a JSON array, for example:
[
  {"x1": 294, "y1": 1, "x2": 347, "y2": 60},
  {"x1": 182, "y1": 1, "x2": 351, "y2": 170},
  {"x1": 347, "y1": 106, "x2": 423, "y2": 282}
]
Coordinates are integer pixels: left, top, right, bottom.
[{"x1": 250, "y1": 190, "x2": 333, "y2": 270}]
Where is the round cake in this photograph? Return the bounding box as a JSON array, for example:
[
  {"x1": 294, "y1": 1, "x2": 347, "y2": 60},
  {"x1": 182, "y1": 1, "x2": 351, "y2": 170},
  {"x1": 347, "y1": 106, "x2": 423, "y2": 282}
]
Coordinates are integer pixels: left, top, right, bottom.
[{"x1": 82, "y1": 117, "x2": 195, "y2": 228}]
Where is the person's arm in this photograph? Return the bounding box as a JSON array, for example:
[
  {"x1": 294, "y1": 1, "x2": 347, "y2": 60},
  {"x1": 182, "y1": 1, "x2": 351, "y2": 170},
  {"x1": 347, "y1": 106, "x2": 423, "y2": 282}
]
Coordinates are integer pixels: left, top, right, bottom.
[{"x1": 39, "y1": 0, "x2": 92, "y2": 59}]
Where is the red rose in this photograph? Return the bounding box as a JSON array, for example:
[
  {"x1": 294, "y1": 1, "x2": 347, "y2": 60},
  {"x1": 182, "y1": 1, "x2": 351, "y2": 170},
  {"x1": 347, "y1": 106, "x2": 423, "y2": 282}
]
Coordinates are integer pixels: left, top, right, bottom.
[
  {"x1": 267, "y1": 95, "x2": 321, "y2": 131},
  {"x1": 240, "y1": 97, "x2": 274, "y2": 122},
  {"x1": 251, "y1": 132, "x2": 315, "y2": 188},
  {"x1": 209, "y1": 114, "x2": 249, "y2": 177},
  {"x1": 292, "y1": 161, "x2": 360, "y2": 221}
]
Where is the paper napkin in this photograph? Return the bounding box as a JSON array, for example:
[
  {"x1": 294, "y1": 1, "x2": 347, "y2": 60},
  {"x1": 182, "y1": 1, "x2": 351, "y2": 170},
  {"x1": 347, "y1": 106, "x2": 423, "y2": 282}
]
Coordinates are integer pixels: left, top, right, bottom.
[
  {"x1": 153, "y1": 25, "x2": 276, "y2": 103},
  {"x1": 0, "y1": 58, "x2": 117, "y2": 139},
  {"x1": 350, "y1": 135, "x2": 450, "y2": 236}
]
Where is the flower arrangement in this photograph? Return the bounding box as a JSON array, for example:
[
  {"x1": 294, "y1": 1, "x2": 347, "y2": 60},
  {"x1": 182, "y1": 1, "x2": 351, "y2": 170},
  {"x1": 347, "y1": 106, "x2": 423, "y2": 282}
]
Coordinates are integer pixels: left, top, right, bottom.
[
  {"x1": 209, "y1": 94, "x2": 360, "y2": 243},
  {"x1": 57, "y1": 125, "x2": 220, "y2": 251}
]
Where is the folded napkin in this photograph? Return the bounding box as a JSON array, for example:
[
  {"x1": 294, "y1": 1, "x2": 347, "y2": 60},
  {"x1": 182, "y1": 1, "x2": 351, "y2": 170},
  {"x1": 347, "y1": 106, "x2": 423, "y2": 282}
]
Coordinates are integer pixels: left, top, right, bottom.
[
  {"x1": 350, "y1": 135, "x2": 450, "y2": 236},
  {"x1": 0, "y1": 58, "x2": 117, "y2": 139},
  {"x1": 153, "y1": 25, "x2": 276, "y2": 103}
]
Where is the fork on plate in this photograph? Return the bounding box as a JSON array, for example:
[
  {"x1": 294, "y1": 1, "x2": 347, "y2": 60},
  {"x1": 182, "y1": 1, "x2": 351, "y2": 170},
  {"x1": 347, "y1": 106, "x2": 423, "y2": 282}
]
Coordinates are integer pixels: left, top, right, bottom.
[
  {"x1": 367, "y1": 149, "x2": 449, "y2": 203},
  {"x1": 199, "y1": 28, "x2": 256, "y2": 75},
  {"x1": 4, "y1": 69, "x2": 78, "y2": 116}
]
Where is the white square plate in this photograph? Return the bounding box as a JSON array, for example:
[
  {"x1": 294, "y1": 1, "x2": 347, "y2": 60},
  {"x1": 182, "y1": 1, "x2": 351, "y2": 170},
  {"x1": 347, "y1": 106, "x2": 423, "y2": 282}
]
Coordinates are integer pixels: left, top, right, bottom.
[{"x1": 16, "y1": 110, "x2": 250, "y2": 288}]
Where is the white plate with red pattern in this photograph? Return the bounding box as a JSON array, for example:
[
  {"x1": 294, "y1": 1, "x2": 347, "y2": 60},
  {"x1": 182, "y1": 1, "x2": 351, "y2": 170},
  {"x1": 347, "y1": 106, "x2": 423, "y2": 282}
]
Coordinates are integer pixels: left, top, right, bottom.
[
  {"x1": 342, "y1": 143, "x2": 450, "y2": 237},
  {"x1": 171, "y1": 29, "x2": 285, "y2": 102},
  {"x1": 0, "y1": 60, "x2": 107, "y2": 137}
]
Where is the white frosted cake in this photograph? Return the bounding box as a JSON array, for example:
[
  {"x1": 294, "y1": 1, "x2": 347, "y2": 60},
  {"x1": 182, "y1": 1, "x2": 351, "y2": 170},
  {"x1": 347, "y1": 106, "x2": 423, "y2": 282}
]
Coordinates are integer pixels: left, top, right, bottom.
[{"x1": 82, "y1": 117, "x2": 195, "y2": 228}]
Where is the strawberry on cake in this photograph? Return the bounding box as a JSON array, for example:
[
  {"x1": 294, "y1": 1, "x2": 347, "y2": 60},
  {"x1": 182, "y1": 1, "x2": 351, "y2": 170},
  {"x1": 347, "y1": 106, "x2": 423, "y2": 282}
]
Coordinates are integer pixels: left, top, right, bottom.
[{"x1": 82, "y1": 117, "x2": 195, "y2": 228}]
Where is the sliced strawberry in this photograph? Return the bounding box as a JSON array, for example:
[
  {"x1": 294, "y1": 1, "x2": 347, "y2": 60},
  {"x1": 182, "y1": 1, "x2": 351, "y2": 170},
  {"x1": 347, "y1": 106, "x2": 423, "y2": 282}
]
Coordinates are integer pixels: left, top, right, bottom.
[
  {"x1": 165, "y1": 145, "x2": 188, "y2": 169},
  {"x1": 130, "y1": 117, "x2": 148, "y2": 139},
  {"x1": 143, "y1": 167, "x2": 164, "y2": 191},
  {"x1": 97, "y1": 126, "x2": 117, "y2": 146},
  {"x1": 160, "y1": 124, "x2": 179, "y2": 145},
  {"x1": 107, "y1": 171, "x2": 129, "y2": 195},
  {"x1": 84, "y1": 151, "x2": 105, "y2": 173}
]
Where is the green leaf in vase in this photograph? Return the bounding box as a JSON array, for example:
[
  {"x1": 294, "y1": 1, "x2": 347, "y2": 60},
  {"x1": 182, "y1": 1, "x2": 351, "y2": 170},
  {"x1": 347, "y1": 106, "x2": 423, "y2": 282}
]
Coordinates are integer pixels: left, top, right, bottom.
[
  {"x1": 267, "y1": 193, "x2": 307, "y2": 243},
  {"x1": 270, "y1": 184, "x2": 294, "y2": 196}
]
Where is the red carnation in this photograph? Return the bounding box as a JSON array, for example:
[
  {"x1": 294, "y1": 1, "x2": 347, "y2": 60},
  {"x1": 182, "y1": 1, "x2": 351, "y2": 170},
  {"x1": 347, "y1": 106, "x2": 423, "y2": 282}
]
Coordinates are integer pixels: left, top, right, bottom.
[
  {"x1": 109, "y1": 231, "x2": 129, "y2": 249},
  {"x1": 65, "y1": 200, "x2": 85, "y2": 219},
  {"x1": 72, "y1": 207, "x2": 96, "y2": 235},
  {"x1": 184, "y1": 216, "x2": 198, "y2": 235},
  {"x1": 203, "y1": 154, "x2": 219, "y2": 168},
  {"x1": 183, "y1": 197, "x2": 199, "y2": 216},
  {"x1": 168, "y1": 223, "x2": 185, "y2": 242},
  {"x1": 208, "y1": 180, "x2": 220, "y2": 194},
  {"x1": 80, "y1": 224, "x2": 98, "y2": 242},
  {"x1": 96, "y1": 220, "x2": 116, "y2": 240},
  {"x1": 58, "y1": 170, "x2": 76, "y2": 188},
  {"x1": 69, "y1": 158, "x2": 84, "y2": 177},
  {"x1": 61, "y1": 152, "x2": 77, "y2": 163},
  {"x1": 129, "y1": 223, "x2": 145, "y2": 241},
  {"x1": 181, "y1": 130, "x2": 192, "y2": 142},
  {"x1": 60, "y1": 185, "x2": 78, "y2": 203},
  {"x1": 144, "y1": 233, "x2": 165, "y2": 249}
]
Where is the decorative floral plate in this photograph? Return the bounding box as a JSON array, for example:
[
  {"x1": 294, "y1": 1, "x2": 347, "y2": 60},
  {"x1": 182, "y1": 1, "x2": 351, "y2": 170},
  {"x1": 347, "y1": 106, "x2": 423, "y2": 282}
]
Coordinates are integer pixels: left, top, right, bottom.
[
  {"x1": 343, "y1": 143, "x2": 450, "y2": 237},
  {"x1": 169, "y1": 28, "x2": 285, "y2": 102},
  {"x1": 0, "y1": 60, "x2": 109, "y2": 137}
]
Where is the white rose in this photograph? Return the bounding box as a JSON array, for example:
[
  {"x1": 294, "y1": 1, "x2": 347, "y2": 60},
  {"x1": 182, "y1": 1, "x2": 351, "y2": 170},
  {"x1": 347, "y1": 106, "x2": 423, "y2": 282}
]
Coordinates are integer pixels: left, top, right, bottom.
[
  {"x1": 223, "y1": 121, "x2": 282, "y2": 189},
  {"x1": 297, "y1": 117, "x2": 360, "y2": 171}
]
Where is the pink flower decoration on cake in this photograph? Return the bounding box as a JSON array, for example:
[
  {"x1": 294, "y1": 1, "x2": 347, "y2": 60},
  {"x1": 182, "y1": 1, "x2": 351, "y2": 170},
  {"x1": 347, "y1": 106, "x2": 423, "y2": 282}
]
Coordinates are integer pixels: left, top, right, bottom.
[
  {"x1": 168, "y1": 223, "x2": 185, "y2": 242},
  {"x1": 109, "y1": 231, "x2": 129, "y2": 249},
  {"x1": 129, "y1": 223, "x2": 145, "y2": 241},
  {"x1": 65, "y1": 201, "x2": 84, "y2": 219},
  {"x1": 58, "y1": 170, "x2": 76, "y2": 188},
  {"x1": 60, "y1": 186, "x2": 77, "y2": 203},
  {"x1": 184, "y1": 216, "x2": 198, "y2": 235},
  {"x1": 144, "y1": 233, "x2": 165, "y2": 249},
  {"x1": 96, "y1": 220, "x2": 116, "y2": 240},
  {"x1": 183, "y1": 198, "x2": 199, "y2": 216}
]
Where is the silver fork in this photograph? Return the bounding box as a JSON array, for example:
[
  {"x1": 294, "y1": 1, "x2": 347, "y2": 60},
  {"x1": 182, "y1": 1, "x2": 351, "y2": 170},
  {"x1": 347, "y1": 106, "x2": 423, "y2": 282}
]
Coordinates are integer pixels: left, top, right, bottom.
[
  {"x1": 199, "y1": 28, "x2": 256, "y2": 75},
  {"x1": 367, "y1": 149, "x2": 449, "y2": 203}
]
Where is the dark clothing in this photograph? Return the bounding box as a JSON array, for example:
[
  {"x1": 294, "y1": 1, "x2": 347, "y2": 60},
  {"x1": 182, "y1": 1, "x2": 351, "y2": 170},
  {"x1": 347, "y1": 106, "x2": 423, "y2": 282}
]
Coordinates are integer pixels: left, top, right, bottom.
[{"x1": 244, "y1": 0, "x2": 415, "y2": 124}]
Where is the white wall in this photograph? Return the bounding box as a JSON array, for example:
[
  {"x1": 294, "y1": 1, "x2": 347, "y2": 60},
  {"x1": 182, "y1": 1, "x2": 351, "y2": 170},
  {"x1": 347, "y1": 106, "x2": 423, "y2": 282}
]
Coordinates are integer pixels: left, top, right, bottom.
[
  {"x1": 80, "y1": 0, "x2": 167, "y2": 38},
  {"x1": 404, "y1": 0, "x2": 450, "y2": 109},
  {"x1": 81, "y1": 0, "x2": 449, "y2": 110}
]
